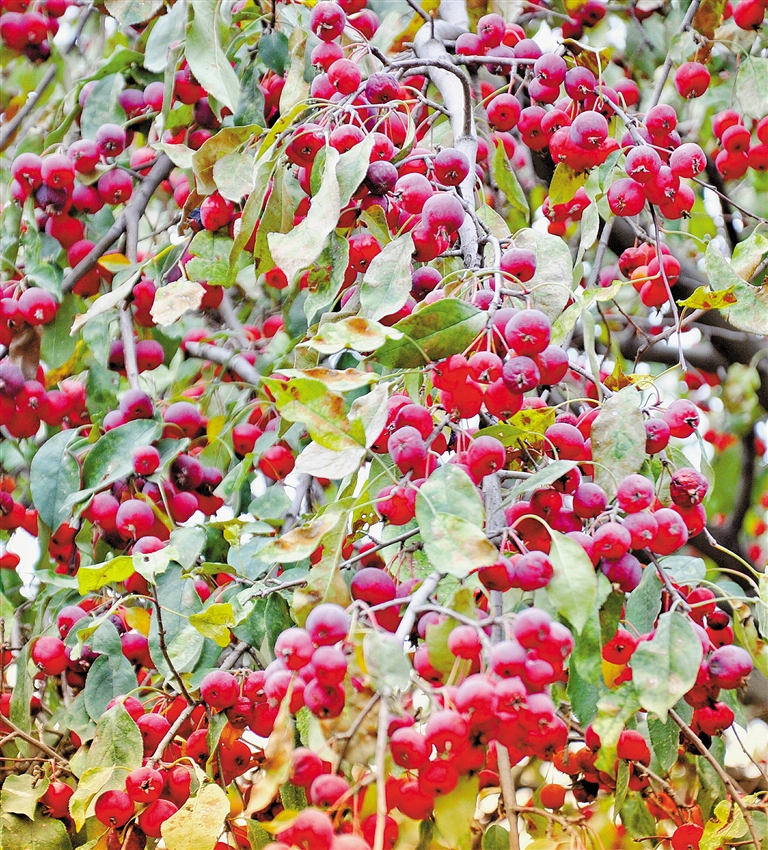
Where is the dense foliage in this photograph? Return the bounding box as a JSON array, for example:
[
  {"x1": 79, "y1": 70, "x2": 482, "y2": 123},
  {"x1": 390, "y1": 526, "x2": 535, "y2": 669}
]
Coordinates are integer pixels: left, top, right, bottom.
[{"x1": 0, "y1": 0, "x2": 767, "y2": 849}]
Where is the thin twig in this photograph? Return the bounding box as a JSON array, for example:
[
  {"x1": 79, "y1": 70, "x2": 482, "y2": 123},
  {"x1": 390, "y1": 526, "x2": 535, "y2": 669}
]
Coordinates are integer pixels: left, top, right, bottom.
[
  {"x1": 151, "y1": 584, "x2": 194, "y2": 704},
  {"x1": 669, "y1": 709, "x2": 760, "y2": 850},
  {"x1": 147, "y1": 701, "x2": 198, "y2": 767},
  {"x1": 394, "y1": 570, "x2": 442, "y2": 645},
  {"x1": 335, "y1": 692, "x2": 381, "y2": 771},
  {"x1": 0, "y1": 716, "x2": 70, "y2": 771},
  {"x1": 404, "y1": 0, "x2": 431, "y2": 22},
  {"x1": 0, "y1": 4, "x2": 96, "y2": 151},
  {"x1": 647, "y1": 0, "x2": 703, "y2": 109},
  {"x1": 282, "y1": 474, "x2": 312, "y2": 534},
  {"x1": 61, "y1": 154, "x2": 174, "y2": 294},
  {"x1": 497, "y1": 745, "x2": 521, "y2": 850},
  {"x1": 372, "y1": 698, "x2": 390, "y2": 850},
  {"x1": 119, "y1": 306, "x2": 140, "y2": 391}
]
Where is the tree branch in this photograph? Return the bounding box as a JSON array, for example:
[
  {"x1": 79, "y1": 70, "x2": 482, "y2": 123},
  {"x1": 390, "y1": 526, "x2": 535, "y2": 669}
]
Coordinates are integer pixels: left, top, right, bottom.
[
  {"x1": 61, "y1": 153, "x2": 174, "y2": 294},
  {"x1": 409, "y1": 10, "x2": 479, "y2": 269},
  {"x1": 183, "y1": 340, "x2": 261, "y2": 385},
  {"x1": 0, "y1": 4, "x2": 95, "y2": 151},
  {"x1": 647, "y1": 0, "x2": 703, "y2": 109},
  {"x1": 669, "y1": 709, "x2": 761, "y2": 850}
]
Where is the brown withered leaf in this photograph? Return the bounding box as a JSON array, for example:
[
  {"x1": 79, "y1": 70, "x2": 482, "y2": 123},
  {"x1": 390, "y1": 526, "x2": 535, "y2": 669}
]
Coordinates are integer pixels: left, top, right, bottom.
[{"x1": 9, "y1": 323, "x2": 41, "y2": 381}]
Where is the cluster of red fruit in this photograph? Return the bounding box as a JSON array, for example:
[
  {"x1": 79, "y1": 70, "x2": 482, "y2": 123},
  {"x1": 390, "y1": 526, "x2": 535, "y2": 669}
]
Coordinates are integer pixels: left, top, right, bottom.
[
  {"x1": 0, "y1": 359, "x2": 88, "y2": 438},
  {"x1": 708, "y1": 110, "x2": 768, "y2": 181},
  {"x1": 0, "y1": 0, "x2": 71, "y2": 61}
]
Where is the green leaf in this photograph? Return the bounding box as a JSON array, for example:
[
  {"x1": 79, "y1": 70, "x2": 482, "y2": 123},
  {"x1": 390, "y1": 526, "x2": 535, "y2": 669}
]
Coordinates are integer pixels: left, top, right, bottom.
[
  {"x1": 492, "y1": 142, "x2": 529, "y2": 223},
  {"x1": 546, "y1": 530, "x2": 598, "y2": 633},
  {"x1": 506, "y1": 460, "x2": 579, "y2": 497},
  {"x1": 69, "y1": 765, "x2": 128, "y2": 830},
  {"x1": 133, "y1": 544, "x2": 177, "y2": 583},
  {"x1": 266, "y1": 378, "x2": 364, "y2": 451},
  {"x1": 265, "y1": 593, "x2": 294, "y2": 653},
  {"x1": 80, "y1": 74, "x2": 125, "y2": 140},
  {"x1": 511, "y1": 229, "x2": 573, "y2": 320},
  {"x1": 83, "y1": 652, "x2": 138, "y2": 721},
  {"x1": 144, "y1": 0, "x2": 186, "y2": 73},
  {"x1": 1, "y1": 774, "x2": 49, "y2": 819},
  {"x1": 85, "y1": 703, "x2": 143, "y2": 772},
  {"x1": 590, "y1": 387, "x2": 646, "y2": 500},
  {"x1": 620, "y1": 793, "x2": 656, "y2": 841},
  {"x1": 731, "y1": 228, "x2": 768, "y2": 280},
  {"x1": 161, "y1": 782, "x2": 230, "y2": 850},
  {"x1": 614, "y1": 759, "x2": 630, "y2": 816},
  {"x1": 185, "y1": 0, "x2": 241, "y2": 112},
  {"x1": 41, "y1": 294, "x2": 78, "y2": 368},
  {"x1": 549, "y1": 163, "x2": 590, "y2": 206},
  {"x1": 0, "y1": 813, "x2": 71, "y2": 850},
  {"x1": 593, "y1": 683, "x2": 640, "y2": 773},
  {"x1": 363, "y1": 631, "x2": 412, "y2": 692},
  {"x1": 149, "y1": 567, "x2": 205, "y2": 677},
  {"x1": 9, "y1": 644, "x2": 33, "y2": 736},
  {"x1": 648, "y1": 712, "x2": 680, "y2": 774},
  {"x1": 189, "y1": 602, "x2": 235, "y2": 647},
  {"x1": 105, "y1": 0, "x2": 163, "y2": 26},
  {"x1": 659, "y1": 555, "x2": 706, "y2": 585},
  {"x1": 374, "y1": 299, "x2": 486, "y2": 368},
  {"x1": 735, "y1": 57, "x2": 768, "y2": 120},
  {"x1": 706, "y1": 240, "x2": 768, "y2": 335},
  {"x1": 415, "y1": 465, "x2": 498, "y2": 579},
  {"x1": 269, "y1": 147, "x2": 346, "y2": 286},
  {"x1": 433, "y1": 774, "x2": 478, "y2": 850},
  {"x1": 359, "y1": 232, "x2": 415, "y2": 322},
  {"x1": 625, "y1": 565, "x2": 662, "y2": 635},
  {"x1": 77, "y1": 555, "x2": 134, "y2": 594},
  {"x1": 632, "y1": 611, "x2": 703, "y2": 720},
  {"x1": 82, "y1": 419, "x2": 161, "y2": 491},
  {"x1": 187, "y1": 230, "x2": 243, "y2": 286},
  {"x1": 310, "y1": 316, "x2": 403, "y2": 355},
  {"x1": 294, "y1": 441, "x2": 366, "y2": 479},
  {"x1": 85, "y1": 363, "x2": 119, "y2": 426},
  {"x1": 259, "y1": 30, "x2": 289, "y2": 76},
  {"x1": 29, "y1": 429, "x2": 81, "y2": 530},
  {"x1": 482, "y1": 824, "x2": 509, "y2": 850},
  {"x1": 304, "y1": 231, "x2": 350, "y2": 322}
]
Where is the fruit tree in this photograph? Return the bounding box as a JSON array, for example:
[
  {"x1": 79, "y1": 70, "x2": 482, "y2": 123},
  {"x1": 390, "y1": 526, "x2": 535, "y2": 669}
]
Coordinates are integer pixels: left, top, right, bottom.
[{"x1": 0, "y1": 0, "x2": 767, "y2": 848}]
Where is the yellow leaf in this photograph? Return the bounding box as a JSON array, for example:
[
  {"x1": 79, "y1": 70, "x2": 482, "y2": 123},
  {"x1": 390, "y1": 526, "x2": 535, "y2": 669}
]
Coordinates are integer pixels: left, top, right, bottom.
[
  {"x1": 189, "y1": 603, "x2": 235, "y2": 647},
  {"x1": 124, "y1": 606, "x2": 152, "y2": 635},
  {"x1": 207, "y1": 415, "x2": 227, "y2": 441},
  {"x1": 97, "y1": 253, "x2": 131, "y2": 272},
  {"x1": 161, "y1": 782, "x2": 230, "y2": 850}
]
